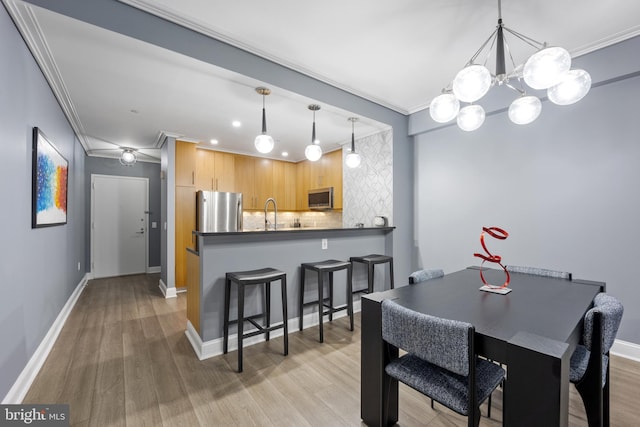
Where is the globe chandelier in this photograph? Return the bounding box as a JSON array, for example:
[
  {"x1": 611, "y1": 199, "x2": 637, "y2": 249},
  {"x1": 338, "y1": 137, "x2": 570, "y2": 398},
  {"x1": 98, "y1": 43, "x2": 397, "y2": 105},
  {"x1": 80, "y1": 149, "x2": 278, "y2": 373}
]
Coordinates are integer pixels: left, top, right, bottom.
[
  {"x1": 429, "y1": 0, "x2": 591, "y2": 131},
  {"x1": 305, "y1": 104, "x2": 322, "y2": 161}
]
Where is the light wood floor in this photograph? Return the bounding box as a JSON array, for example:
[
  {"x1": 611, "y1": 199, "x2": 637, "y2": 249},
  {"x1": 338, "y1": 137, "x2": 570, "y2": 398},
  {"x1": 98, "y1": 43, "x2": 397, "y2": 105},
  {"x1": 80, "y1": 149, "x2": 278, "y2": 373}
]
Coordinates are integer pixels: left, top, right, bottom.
[{"x1": 24, "y1": 274, "x2": 639, "y2": 426}]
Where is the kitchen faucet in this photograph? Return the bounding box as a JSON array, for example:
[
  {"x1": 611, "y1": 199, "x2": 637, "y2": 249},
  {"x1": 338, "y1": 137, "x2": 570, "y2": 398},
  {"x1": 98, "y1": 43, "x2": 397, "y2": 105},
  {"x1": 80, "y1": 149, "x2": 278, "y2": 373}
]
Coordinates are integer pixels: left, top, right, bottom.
[{"x1": 264, "y1": 197, "x2": 277, "y2": 230}]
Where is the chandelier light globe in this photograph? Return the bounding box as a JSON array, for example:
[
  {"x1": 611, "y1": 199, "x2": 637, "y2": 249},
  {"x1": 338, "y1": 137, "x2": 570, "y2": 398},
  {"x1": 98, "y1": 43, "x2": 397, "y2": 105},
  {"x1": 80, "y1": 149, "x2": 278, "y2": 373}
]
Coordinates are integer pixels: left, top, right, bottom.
[
  {"x1": 457, "y1": 104, "x2": 486, "y2": 131},
  {"x1": 345, "y1": 151, "x2": 361, "y2": 168},
  {"x1": 429, "y1": 93, "x2": 460, "y2": 123},
  {"x1": 452, "y1": 65, "x2": 492, "y2": 103},
  {"x1": 523, "y1": 46, "x2": 571, "y2": 90},
  {"x1": 508, "y1": 95, "x2": 542, "y2": 125},
  {"x1": 305, "y1": 143, "x2": 322, "y2": 161},
  {"x1": 547, "y1": 69, "x2": 592, "y2": 105},
  {"x1": 254, "y1": 134, "x2": 274, "y2": 153}
]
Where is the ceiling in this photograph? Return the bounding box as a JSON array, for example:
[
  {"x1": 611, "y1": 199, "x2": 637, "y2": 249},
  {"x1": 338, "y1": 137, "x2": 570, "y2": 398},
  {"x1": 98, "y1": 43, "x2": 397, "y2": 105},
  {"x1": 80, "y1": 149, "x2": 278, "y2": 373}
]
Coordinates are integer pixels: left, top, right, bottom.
[{"x1": 6, "y1": 0, "x2": 640, "y2": 162}]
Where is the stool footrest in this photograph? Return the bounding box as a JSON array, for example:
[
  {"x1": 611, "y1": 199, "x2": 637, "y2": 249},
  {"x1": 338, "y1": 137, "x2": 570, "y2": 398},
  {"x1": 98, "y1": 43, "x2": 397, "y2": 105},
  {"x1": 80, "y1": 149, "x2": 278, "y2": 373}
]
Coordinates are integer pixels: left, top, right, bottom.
[{"x1": 242, "y1": 322, "x2": 285, "y2": 339}]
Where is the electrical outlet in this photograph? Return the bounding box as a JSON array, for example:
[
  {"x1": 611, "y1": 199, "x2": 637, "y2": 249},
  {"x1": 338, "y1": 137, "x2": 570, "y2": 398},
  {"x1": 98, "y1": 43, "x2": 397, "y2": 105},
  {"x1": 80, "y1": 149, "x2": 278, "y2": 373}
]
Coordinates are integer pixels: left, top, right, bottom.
[{"x1": 322, "y1": 238, "x2": 328, "y2": 250}]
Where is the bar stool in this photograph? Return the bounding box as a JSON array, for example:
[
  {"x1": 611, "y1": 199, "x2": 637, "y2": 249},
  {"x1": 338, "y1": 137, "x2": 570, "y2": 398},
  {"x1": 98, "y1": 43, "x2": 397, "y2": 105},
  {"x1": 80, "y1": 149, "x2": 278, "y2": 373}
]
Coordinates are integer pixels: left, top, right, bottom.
[
  {"x1": 223, "y1": 267, "x2": 288, "y2": 372},
  {"x1": 299, "y1": 259, "x2": 354, "y2": 343},
  {"x1": 350, "y1": 254, "x2": 394, "y2": 294}
]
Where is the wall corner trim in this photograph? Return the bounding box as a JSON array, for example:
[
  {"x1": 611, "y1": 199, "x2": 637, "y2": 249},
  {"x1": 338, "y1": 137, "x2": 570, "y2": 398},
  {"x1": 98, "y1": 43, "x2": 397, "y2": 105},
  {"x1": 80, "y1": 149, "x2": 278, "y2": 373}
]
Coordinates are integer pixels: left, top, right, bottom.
[
  {"x1": 158, "y1": 278, "x2": 177, "y2": 298},
  {"x1": 2, "y1": 274, "x2": 90, "y2": 404}
]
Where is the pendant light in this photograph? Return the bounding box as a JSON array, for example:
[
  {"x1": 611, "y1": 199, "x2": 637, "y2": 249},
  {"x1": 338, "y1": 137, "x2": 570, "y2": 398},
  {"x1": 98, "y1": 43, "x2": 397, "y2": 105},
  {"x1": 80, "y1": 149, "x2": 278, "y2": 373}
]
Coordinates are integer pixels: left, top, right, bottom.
[
  {"x1": 345, "y1": 117, "x2": 361, "y2": 168},
  {"x1": 254, "y1": 87, "x2": 274, "y2": 154},
  {"x1": 305, "y1": 104, "x2": 322, "y2": 161}
]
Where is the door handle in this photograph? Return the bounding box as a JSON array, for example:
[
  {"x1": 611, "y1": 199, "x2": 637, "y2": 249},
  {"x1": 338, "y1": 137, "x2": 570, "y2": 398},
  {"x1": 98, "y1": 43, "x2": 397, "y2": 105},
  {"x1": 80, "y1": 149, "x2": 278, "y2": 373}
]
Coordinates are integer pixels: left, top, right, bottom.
[{"x1": 136, "y1": 229, "x2": 144, "y2": 234}]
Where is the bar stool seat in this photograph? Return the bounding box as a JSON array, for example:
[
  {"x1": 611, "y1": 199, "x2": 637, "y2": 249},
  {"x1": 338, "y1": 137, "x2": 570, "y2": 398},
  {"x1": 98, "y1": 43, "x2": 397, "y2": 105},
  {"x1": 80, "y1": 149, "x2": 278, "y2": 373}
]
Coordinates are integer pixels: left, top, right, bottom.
[
  {"x1": 223, "y1": 267, "x2": 288, "y2": 372},
  {"x1": 350, "y1": 254, "x2": 394, "y2": 294},
  {"x1": 299, "y1": 259, "x2": 354, "y2": 342}
]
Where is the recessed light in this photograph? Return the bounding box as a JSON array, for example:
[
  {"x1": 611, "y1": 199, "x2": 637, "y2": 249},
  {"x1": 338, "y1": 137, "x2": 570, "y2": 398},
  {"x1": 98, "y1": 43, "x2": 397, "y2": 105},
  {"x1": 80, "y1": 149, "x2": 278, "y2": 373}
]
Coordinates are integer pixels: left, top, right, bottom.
[
  {"x1": 281, "y1": 151, "x2": 288, "y2": 157},
  {"x1": 232, "y1": 120, "x2": 241, "y2": 128},
  {"x1": 210, "y1": 139, "x2": 219, "y2": 145}
]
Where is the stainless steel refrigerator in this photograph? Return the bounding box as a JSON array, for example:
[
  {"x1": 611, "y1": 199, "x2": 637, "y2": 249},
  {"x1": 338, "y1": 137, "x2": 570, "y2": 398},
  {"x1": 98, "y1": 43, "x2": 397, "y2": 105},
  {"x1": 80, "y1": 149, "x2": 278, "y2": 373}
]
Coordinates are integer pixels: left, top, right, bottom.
[{"x1": 196, "y1": 191, "x2": 243, "y2": 232}]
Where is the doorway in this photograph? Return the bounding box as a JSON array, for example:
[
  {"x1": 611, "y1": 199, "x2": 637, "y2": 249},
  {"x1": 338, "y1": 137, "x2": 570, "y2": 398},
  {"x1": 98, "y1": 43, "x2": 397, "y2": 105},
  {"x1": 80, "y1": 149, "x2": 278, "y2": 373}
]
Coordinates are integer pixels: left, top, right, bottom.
[{"x1": 91, "y1": 174, "x2": 148, "y2": 278}]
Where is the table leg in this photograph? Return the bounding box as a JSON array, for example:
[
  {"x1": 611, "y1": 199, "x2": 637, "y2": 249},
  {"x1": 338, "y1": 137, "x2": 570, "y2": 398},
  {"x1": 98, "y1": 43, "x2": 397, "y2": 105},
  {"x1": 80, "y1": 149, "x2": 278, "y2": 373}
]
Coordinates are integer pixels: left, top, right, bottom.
[
  {"x1": 505, "y1": 331, "x2": 571, "y2": 427},
  {"x1": 361, "y1": 296, "x2": 398, "y2": 427}
]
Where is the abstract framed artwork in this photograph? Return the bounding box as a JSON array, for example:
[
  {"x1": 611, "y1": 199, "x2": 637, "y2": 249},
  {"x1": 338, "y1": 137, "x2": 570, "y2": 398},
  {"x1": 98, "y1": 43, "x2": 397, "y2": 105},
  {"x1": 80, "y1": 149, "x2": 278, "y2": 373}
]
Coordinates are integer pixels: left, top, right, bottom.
[{"x1": 32, "y1": 127, "x2": 68, "y2": 228}]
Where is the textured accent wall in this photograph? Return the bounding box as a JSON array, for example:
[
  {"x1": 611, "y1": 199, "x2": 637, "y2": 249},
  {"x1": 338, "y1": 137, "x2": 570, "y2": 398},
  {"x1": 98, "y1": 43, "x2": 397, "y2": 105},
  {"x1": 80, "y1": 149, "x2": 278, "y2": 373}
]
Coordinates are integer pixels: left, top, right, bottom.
[{"x1": 343, "y1": 129, "x2": 393, "y2": 228}]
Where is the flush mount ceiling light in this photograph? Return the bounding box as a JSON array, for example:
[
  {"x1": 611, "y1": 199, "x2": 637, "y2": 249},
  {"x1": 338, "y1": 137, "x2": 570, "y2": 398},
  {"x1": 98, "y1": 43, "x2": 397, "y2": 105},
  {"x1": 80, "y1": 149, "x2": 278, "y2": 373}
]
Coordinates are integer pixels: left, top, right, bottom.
[
  {"x1": 345, "y1": 117, "x2": 361, "y2": 169},
  {"x1": 254, "y1": 87, "x2": 274, "y2": 153},
  {"x1": 305, "y1": 104, "x2": 322, "y2": 162},
  {"x1": 429, "y1": 0, "x2": 590, "y2": 131},
  {"x1": 119, "y1": 148, "x2": 137, "y2": 166}
]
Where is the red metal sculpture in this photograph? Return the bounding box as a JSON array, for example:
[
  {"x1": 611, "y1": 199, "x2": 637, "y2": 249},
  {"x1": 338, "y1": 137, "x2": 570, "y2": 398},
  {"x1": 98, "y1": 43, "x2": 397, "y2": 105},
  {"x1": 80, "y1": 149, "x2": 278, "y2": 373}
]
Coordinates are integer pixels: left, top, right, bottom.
[{"x1": 473, "y1": 226, "x2": 510, "y2": 289}]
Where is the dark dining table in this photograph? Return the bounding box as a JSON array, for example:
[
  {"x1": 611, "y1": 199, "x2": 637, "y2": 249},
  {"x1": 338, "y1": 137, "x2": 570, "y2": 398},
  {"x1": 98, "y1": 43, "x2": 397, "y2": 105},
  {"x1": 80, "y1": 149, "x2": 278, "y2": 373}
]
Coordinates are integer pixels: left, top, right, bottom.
[{"x1": 360, "y1": 266, "x2": 604, "y2": 427}]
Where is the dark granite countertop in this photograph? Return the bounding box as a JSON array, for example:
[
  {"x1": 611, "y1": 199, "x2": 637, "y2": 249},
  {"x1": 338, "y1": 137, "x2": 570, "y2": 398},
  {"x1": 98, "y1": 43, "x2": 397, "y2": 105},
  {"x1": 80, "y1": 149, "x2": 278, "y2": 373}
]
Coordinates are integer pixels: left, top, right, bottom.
[{"x1": 193, "y1": 226, "x2": 395, "y2": 237}]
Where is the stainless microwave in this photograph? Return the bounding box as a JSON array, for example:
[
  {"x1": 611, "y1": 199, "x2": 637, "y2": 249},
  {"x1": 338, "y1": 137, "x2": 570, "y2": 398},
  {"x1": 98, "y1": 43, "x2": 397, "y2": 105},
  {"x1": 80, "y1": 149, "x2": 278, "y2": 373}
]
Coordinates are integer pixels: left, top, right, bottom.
[{"x1": 308, "y1": 187, "x2": 334, "y2": 210}]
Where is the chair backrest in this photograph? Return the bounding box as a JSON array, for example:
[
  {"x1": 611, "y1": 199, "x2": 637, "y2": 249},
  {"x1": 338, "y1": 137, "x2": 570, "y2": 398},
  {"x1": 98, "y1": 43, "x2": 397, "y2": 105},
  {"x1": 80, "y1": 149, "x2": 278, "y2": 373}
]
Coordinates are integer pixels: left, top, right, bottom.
[
  {"x1": 408, "y1": 268, "x2": 444, "y2": 284},
  {"x1": 583, "y1": 292, "x2": 624, "y2": 354},
  {"x1": 381, "y1": 299, "x2": 472, "y2": 376},
  {"x1": 506, "y1": 265, "x2": 572, "y2": 280}
]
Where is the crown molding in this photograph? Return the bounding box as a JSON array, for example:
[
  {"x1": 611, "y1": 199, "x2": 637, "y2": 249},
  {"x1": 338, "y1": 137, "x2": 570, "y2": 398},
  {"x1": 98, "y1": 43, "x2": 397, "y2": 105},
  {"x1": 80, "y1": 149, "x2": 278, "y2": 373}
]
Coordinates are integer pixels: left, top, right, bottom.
[{"x1": 4, "y1": 0, "x2": 91, "y2": 150}]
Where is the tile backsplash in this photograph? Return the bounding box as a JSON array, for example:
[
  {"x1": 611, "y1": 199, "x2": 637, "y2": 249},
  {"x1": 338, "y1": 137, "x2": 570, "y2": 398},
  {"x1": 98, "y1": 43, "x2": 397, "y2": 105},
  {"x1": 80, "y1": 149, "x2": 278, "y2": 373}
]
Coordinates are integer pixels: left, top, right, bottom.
[
  {"x1": 343, "y1": 129, "x2": 393, "y2": 228},
  {"x1": 243, "y1": 210, "x2": 343, "y2": 230}
]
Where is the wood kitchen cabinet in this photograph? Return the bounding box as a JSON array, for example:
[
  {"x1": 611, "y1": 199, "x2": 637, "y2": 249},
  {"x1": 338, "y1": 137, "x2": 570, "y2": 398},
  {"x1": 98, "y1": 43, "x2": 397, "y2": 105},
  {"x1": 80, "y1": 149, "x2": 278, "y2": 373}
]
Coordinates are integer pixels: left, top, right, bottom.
[
  {"x1": 296, "y1": 148, "x2": 343, "y2": 210},
  {"x1": 175, "y1": 140, "x2": 196, "y2": 186},
  {"x1": 195, "y1": 148, "x2": 215, "y2": 190},
  {"x1": 214, "y1": 151, "x2": 235, "y2": 191},
  {"x1": 273, "y1": 161, "x2": 297, "y2": 211},
  {"x1": 234, "y1": 155, "x2": 273, "y2": 209},
  {"x1": 195, "y1": 149, "x2": 235, "y2": 192},
  {"x1": 175, "y1": 186, "x2": 196, "y2": 288}
]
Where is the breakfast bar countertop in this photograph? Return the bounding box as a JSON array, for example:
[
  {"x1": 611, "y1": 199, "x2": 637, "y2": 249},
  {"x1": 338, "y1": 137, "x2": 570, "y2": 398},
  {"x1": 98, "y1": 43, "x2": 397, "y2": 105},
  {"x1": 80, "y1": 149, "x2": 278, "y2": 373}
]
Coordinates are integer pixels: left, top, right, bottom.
[{"x1": 193, "y1": 226, "x2": 395, "y2": 236}]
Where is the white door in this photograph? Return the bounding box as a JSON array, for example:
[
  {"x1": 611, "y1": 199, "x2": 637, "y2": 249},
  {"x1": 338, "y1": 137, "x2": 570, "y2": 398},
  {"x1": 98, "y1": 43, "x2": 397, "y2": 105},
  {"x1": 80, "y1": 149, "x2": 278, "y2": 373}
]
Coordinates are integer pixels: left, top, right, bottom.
[{"x1": 91, "y1": 174, "x2": 148, "y2": 278}]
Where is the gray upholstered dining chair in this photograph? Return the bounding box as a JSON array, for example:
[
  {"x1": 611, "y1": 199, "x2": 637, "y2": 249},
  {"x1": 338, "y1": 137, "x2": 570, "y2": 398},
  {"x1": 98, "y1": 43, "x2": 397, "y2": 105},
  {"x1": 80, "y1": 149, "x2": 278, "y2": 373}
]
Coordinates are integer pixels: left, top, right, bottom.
[
  {"x1": 408, "y1": 268, "x2": 444, "y2": 284},
  {"x1": 381, "y1": 299, "x2": 505, "y2": 427},
  {"x1": 505, "y1": 264, "x2": 572, "y2": 280},
  {"x1": 570, "y1": 292, "x2": 623, "y2": 427}
]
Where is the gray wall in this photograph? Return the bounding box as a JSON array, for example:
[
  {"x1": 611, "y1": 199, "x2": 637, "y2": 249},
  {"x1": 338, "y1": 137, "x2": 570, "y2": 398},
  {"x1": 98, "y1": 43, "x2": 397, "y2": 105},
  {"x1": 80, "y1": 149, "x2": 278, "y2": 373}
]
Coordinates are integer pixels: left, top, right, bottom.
[
  {"x1": 25, "y1": 0, "x2": 415, "y2": 292},
  {"x1": 0, "y1": 4, "x2": 86, "y2": 399},
  {"x1": 412, "y1": 38, "x2": 640, "y2": 345},
  {"x1": 84, "y1": 156, "x2": 161, "y2": 269}
]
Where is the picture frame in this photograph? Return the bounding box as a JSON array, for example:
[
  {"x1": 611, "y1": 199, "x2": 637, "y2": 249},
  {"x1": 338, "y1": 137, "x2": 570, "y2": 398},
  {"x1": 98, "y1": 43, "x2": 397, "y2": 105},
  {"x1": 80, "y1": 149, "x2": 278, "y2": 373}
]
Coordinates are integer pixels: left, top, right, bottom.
[{"x1": 32, "y1": 127, "x2": 68, "y2": 228}]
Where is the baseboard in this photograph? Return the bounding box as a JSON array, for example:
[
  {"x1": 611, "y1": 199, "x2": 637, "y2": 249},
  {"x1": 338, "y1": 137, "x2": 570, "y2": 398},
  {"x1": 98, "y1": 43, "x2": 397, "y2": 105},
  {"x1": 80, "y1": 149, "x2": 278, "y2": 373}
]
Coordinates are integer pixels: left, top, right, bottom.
[
  {"x1": 611, "y1": 339, "x2": 640, "y2": 362},
  {"x1": 185, "y1": 300, "x2": 362, "y2": 361},
  {"x1": 2, "y1": 274, "x2": 90, "y2": 404},
  {"x1": 176, "y1": 286, "x2": 187, "y2": 294},
  {"x1": 158, "y1": 278, "x2": 177, "y2": 299},
  {"x1": 147, "y1": 266, "x2": 161, "y2": 274}
]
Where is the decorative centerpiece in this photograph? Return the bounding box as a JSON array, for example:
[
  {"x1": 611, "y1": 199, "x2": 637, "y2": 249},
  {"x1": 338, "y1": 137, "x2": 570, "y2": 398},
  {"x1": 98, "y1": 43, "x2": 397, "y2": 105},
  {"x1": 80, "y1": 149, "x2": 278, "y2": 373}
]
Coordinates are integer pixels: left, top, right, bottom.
[{"x1": 473, "y1": 226, "x2": 512, "y2": 294}]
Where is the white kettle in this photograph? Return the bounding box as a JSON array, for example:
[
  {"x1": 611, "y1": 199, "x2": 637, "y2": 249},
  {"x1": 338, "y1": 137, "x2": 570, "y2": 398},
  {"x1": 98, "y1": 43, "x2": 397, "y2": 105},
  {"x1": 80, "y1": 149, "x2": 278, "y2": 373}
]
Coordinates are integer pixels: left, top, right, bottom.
[{"x1": 373, "y1": 216, "x2": 388, "y2": 227}]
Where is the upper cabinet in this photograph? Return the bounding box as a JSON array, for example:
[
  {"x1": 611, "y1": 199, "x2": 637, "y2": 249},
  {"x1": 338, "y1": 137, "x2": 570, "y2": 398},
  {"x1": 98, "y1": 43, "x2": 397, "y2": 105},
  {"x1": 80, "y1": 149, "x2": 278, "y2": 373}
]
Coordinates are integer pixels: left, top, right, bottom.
[
  {"x1": 234, "y1": 155, "x2": 274, "y2": 209},
  {"x1": 214, "y1": 151, "x2": 235, "y2": 192},
  {"x1": 177, "y1": 145, "x2": 342, "y2": 211},
  {"x1": 297, "y1": 149, "x2": 343, "y2": 210},
  {"x1": 175, "y1": 140, "x2": 196, "y2": 187},
  {"x1": 195, "y1": 148, "x2": 215, "y2": 191},
  {"x1": 195, "y1": 149, "x2": 236, "y2": 192},
  {"x1": 273, "y1": 161, "x2": 297, "y2": 211}
]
